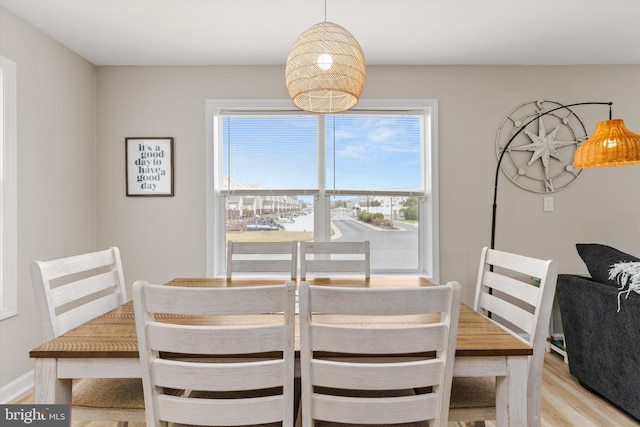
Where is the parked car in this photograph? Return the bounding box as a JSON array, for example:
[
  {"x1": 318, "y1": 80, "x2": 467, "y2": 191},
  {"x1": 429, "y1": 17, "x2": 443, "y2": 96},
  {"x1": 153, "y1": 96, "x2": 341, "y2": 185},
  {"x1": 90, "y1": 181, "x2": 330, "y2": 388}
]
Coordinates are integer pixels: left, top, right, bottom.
[{"x1": 246, "y1": 219, "x2": 282, "y2": 231}]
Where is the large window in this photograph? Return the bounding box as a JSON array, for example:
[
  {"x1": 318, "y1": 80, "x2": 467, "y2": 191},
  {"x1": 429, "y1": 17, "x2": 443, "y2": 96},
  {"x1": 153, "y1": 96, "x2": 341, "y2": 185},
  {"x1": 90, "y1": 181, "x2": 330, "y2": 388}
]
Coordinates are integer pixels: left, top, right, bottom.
[
  {"x1": 206, "y1": 100, "x2": 439, "y2": 281},
  {"x1": 1, "y1": 55, "x2": 17, "y2": 320}
]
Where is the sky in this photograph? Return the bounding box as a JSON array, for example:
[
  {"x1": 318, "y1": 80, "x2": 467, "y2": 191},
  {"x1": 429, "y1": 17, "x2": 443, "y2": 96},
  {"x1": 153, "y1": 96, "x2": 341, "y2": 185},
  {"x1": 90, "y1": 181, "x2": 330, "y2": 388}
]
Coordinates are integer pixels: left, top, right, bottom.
[{"x1": 222, "y1": 114, "x2": 423, "y2": 192}]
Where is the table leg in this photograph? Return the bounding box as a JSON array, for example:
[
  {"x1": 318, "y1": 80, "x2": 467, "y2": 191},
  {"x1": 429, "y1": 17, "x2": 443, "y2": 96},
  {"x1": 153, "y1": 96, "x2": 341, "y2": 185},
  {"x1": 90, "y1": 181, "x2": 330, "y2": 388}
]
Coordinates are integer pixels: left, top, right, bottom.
[
  {"x1": 495, "y1": 355, "x2": 528, "y2": 426},
  {"x1": 34, "y1": 358, "x2": 71, "y2": 404}
]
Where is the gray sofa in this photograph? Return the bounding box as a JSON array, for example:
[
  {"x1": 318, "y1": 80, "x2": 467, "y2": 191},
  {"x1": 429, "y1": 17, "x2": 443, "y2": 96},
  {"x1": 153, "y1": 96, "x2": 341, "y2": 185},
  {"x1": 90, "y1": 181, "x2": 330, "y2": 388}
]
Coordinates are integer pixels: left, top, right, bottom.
[{"x1": 556, "y1": 244, "x2": 640, "y2": 421}]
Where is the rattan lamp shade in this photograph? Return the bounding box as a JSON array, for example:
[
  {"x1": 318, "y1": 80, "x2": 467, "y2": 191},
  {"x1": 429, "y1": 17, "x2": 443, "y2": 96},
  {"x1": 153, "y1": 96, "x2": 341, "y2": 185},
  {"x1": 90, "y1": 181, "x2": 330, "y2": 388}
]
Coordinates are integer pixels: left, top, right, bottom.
[
  {"x1": 285, "y1": 21, "x2": 366, "y2": 113},
  {"x1": 574, "y1": 119, "x2": 640, "y2": 168}
]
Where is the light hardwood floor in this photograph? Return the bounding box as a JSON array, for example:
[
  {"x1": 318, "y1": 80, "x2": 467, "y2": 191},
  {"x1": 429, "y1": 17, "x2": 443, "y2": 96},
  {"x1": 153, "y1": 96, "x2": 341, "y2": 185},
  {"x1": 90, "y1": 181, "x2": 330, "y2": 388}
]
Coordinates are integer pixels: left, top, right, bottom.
[{"x1": 11, "y1": 352, "x2": 639, "y2": 426}]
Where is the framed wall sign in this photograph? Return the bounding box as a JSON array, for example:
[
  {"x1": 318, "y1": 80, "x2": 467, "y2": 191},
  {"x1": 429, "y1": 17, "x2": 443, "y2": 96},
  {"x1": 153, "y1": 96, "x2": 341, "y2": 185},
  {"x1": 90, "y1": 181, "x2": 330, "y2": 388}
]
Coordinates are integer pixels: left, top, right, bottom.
[{"x1": 126, "y1": 137, "x2": 174, "y2": 196}]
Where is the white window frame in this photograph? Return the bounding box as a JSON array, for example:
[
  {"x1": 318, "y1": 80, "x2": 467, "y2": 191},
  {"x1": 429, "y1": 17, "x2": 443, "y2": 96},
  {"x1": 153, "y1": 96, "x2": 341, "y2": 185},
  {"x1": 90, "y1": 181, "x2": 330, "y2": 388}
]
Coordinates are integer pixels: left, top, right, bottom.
[
  {"x1": 1, "y1": 55, "x2": 18, "y2": 320},
  {"x1": 205, "y1": 99, "x2": 439, "y2": 282}
]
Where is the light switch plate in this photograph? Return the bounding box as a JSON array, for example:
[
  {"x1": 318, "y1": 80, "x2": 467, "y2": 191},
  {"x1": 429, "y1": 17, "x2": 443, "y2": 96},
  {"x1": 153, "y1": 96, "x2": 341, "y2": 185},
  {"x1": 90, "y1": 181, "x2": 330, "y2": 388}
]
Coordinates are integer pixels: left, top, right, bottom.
[{"x1": 543, "y1": 197, "x2": 554, "y2": 212}]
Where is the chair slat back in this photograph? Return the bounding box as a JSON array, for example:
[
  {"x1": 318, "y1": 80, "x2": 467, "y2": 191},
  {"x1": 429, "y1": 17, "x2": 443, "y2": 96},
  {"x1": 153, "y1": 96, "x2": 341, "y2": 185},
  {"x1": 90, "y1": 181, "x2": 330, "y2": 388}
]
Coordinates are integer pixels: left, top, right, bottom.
[
  {"x1": 299, "y1": 281, "x2": 461, "y2": 427},
  {"x1": 300, "y1": 241, "x2": 370, "y2": 280},
  {"x1": 226, "y1": 241, "x2": 298, "y2": 279},
  {"x1": 473, "y1": 247, "x2": 558, "y2": 427},
  {"x1": 134, "y1": 281, "x2": 296, "y2": 427},
  {"x1": 474, "y1": 247, "x2": 558, "y2": 342},
  {"x1": 30, "y1": 247, "x2": 127, "y2": 341}
]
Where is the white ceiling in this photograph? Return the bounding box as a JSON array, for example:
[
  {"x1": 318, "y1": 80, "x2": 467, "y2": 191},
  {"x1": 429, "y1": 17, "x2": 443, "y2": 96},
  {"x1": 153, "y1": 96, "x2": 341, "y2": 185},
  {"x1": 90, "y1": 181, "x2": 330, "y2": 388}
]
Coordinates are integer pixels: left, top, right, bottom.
[{"x1": 2, "y1": 0, "x2": 639, "y2": 66}]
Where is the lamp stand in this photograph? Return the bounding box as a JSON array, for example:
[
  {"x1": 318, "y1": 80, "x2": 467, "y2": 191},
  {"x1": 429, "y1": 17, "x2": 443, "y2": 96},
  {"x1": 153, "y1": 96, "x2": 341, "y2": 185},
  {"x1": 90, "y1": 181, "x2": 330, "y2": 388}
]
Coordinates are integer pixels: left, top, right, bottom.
[{"x1": 490, "y1": 101, "x2": 612, "y2": 250}]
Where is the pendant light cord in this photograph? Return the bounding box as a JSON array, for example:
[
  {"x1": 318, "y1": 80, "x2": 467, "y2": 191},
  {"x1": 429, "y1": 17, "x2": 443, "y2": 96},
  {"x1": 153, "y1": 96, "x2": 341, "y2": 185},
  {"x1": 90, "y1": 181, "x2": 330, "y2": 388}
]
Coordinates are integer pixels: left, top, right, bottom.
[{"x1": 324, "y1": 0, "x2": 327, "y2": 22}]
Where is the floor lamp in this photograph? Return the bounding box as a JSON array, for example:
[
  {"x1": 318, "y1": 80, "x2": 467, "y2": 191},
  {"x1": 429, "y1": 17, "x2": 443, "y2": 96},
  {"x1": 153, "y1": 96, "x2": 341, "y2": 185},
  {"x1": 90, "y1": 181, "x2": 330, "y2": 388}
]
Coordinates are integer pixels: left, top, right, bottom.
[{"x1": 491, "y1": 101, "x2": 640, "y2": 250}]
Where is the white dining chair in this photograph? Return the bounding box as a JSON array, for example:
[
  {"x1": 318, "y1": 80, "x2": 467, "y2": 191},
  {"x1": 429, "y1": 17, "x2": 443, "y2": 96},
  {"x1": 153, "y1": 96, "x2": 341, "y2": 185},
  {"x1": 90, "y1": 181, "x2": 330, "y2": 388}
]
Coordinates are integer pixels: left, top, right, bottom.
[
  {"x1": 300, "y1": 240, "x2": 370, "y2": 280},
  {"x1": 30, "y1": 247, "x2": 145, "y2": 426},
  {"x1": 226, "y1": 241, "x2": 298, "y2": 279},
  {"x1": 299, "y1": 281, "x2": 461, "y2": 427},
  {"x1": 448, "y1": 247, "x2": 558, "y2": 427},
  {"x1": 133, "y1": 280, "x2": 296, "y2": 427}
]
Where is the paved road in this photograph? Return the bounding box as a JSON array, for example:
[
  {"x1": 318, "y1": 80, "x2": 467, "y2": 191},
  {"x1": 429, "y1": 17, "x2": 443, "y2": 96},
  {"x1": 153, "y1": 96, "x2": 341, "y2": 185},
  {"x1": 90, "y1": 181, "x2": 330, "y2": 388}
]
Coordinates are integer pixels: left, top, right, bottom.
[
  {"x1": 282, "y1": 213, "x2": 313, "y2": 232},
  {"x1": 332, "y1": 218, "x2": 419, "y2": 270},
  {"x1": 283, "y1": 214, "x2": 418, "y2": 270}
]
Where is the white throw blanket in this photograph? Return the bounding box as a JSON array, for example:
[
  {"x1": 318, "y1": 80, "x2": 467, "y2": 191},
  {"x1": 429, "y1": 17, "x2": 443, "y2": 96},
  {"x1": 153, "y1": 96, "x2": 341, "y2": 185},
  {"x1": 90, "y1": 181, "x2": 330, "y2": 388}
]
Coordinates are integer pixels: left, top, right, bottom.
[{"x1": 609, "y1": 261, "x2": 640, "y2": 312}]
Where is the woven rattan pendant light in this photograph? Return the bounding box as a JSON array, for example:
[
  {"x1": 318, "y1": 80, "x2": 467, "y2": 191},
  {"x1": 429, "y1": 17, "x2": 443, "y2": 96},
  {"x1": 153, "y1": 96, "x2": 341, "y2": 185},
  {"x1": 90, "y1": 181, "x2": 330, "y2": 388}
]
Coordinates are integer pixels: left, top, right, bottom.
[
  {"x1": 285, "y1": 1, "x2": 366, "y2": 113},
  {"x1": 574, "y1": 119, "x2": 640, "y2": 168}
]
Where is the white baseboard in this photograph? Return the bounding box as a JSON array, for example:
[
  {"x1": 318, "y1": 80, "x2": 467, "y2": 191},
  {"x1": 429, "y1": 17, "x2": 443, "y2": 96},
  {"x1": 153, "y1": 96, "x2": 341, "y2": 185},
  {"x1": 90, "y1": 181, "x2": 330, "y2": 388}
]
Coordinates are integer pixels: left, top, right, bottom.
[{"x1": 0, "y1": 370, "x2": 34, "y2": 403}]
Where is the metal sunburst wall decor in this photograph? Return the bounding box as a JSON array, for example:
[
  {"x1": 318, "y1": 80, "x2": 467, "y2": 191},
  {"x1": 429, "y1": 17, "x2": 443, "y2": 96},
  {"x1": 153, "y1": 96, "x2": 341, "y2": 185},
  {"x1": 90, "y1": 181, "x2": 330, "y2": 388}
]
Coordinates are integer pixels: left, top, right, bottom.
[{"x1": 495, "y1": 100, "x2": 589, "y2": 193}]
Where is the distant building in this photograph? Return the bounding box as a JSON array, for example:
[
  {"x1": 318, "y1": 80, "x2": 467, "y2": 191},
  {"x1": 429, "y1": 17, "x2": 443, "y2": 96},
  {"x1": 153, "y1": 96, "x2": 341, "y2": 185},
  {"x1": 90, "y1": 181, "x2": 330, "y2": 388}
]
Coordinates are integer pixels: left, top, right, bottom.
[
  {"x1": 356, "y1": 196, "x2": 409, "y2": 220},
  {"x1": 224, "y1": 177, "x2": 304, "y2": 218}
]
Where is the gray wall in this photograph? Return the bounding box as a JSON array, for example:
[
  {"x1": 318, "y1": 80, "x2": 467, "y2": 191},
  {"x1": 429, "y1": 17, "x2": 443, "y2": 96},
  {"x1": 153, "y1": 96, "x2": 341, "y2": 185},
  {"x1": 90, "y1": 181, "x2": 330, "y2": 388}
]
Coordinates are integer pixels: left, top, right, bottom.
[
  {"x1": 2, "y1": 5, "x2": 640, "y2": 391},
  {"x1": 97, "y1": 65, "x2": 640, "y2": 298},
  {"x1": 0, "y1": 7, "x2": 97, "y2": 388}
]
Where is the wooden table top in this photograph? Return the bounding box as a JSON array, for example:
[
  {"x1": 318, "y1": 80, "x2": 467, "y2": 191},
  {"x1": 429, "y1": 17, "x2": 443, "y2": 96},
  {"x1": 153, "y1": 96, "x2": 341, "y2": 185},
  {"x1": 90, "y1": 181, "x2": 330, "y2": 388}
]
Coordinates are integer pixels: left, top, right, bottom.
[{"x1": 30, "y1": 277, "x2": 532, "y2": 359}]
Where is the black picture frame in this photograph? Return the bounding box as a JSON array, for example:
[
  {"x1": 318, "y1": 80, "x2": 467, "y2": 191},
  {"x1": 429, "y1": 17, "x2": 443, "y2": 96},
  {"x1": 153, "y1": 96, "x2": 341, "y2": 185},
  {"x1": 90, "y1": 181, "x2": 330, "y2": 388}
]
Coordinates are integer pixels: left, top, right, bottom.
[{"x1": 125, "y1": 137, "x2": 174, "y2": 196}]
